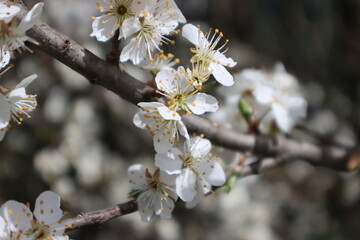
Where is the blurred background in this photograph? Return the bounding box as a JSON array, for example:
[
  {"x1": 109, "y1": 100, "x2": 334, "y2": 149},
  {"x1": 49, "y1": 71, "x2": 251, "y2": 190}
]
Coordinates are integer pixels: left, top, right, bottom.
[{"x1": 0, "y1": 0, "x2": 359, "y2": 239}]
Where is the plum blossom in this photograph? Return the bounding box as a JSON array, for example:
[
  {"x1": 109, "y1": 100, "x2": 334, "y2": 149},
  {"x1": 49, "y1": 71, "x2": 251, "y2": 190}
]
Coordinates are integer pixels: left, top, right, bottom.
[
  {"x1": 0, "y1": 2, "x2": 44, "y2": 65},
  {"x1": 182, "y1": 23, "x2": 237, "y2": 86},
  {"x1": 0, "y1": 191, "x2": 69, "y2": 240},
  {"x1": 139, "y1": 51, "x2": 179, "y2": 75},
  {"x1": 155, "y1": 137, "x2": 225, "y2": 208},
  {"x1": 238, "y1": 63, "x2": 307, "y2": 133},
  {"x1": 133, "y1": 102, "x2": 189, "y2": 153},
  {"x1": 0, "y1": 74, "x2": 38, "y2": 141},
  {"x1": 155, "y1": 66, "x2": 218, "y2": 114},
  {"x1": 128, "y1": 164, "x2": 177, "y2": 222},
  {"x1": 119, "y1": 0, "x2": 182, "y2": 64},
  {"x1": 90, "y1": 0, "x2": 147, "y2": 42}
]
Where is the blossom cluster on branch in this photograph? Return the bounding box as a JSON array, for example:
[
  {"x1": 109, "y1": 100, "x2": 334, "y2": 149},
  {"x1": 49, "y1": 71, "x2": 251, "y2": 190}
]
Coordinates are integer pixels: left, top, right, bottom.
[{"x1": 0, "y1": 0, "x2": 355, "y2": 238}]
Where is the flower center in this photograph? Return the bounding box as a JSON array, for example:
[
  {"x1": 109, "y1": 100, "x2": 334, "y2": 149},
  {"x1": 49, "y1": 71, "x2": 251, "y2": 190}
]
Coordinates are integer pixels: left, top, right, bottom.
[
  {"x1": 0, "y1": 20, "x2": 13, "y2": 46},
  {"x1": 117, "y1": 5, "x2": 128, "y2": 15}
]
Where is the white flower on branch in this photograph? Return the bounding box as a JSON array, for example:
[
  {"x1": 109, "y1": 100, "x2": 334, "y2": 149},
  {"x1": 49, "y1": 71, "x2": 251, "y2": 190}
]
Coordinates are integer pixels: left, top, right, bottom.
[
  {"x1": 155, "y1": 137, "x2": 225, "y2": 208},
  {"x1": 119, "y1": 0, "x2": 183, "y2": 64},
  {"x1": 90, "y1": 0, "x2": 147, "y2": 42},
  {"x1": 0, "y1": 191, "x2": 69, "y2": 240},
  {"x1": 182, "y1": 23, "x2": 237, "y2": 86},
  {"x1": 0, "y1": 2, "x2": 44, "y2": 65},
  {"x1": 139, "y1": 51, "x2": 179, "y2": 75},
  {"x1": 128, "y1": 164, "x2": 177, "y2": 222},
  {"x1": 155, "y1": 66, "x2": 218, "y2": 114},
  {"x1": 238, "y1": 63, "x2": 307, "y2": 133},
  {"x1": 133, "y1": 102, "x2": 189, "y2": 153},
  {"x1": 0, "y1": 74, "x2": 38, "y2": 141}
]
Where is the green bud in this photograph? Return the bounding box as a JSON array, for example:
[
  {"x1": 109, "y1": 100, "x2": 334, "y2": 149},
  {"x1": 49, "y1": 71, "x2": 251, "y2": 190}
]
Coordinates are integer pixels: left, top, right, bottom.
[
  {"x1": 200, "y1": 81, "x2": 217, "y2": 92},
  {"x1": 238, "y1": 98, "x2": 252, "y2": 122}
]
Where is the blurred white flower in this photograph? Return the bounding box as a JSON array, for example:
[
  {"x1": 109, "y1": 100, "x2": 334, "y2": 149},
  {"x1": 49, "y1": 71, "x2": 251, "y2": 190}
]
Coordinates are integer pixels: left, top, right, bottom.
[
  {"x1": 128, "y1": 164, "x2": 177, "y2": 222},
  {"x1": 0, "y1": 74, "x2": 38, "y2": 141},
  {"x1": 182, "y1": 23, "x2": 237, "y2": 86},
  {"x1": 133, "y1": 102, "x2": 189, "y2": 153},
  {"x1": 0, "y1": 191, "x2": 69, "y2": 240},
  {"x1": 240, "y1": 63, "x2": 307, "y2": 133},
  {"x1": 155, "y1": 66, "x2": 218, "y2": 114},
  {"x1": 155, "y1": 137, "x2": 225, "y2": 208}
]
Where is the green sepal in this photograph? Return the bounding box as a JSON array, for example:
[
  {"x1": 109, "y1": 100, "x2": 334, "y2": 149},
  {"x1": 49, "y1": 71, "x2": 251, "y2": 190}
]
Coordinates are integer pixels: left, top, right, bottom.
[
  {"x1": 238, "y1": 98, "x2": 252, "y2": 122},
  {"x1": 223, "y1": 169, "x2": 241, "y2": 194},
  {"x1": 200, "y1": 81, "x2": 217, "y2": 92}
]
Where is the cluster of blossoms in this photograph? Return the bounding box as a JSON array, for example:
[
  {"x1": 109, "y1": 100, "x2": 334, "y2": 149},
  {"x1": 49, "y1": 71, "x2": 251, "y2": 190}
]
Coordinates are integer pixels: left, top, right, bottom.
[
  {"x1": 214, "y1": 62, "x2": 307, "y2": 134},
  {"x1": 91, "y1": 0, "x2": 240, "y2": 221},
  {"x1": 0, "y1": 2, "x2": 44, "y2": 141},
  {"x1": 0, "y1": 191, "x2": 69, "y2": 240}
]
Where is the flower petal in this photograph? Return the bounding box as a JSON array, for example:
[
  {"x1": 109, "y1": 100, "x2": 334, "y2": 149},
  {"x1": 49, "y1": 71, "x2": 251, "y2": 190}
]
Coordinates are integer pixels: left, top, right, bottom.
[
  {"x1": 90, "y1": 15, "x2": 118, "y2": 42},
  {"x1": 17, "y1": 3, "x2": 44, "y2": 32},
  {"x1": 182, "y1": 24, "x2": 202, "y2": 46},
  {"x1": 155, "y1": 148, "x2": 182, "y2": 175},
  {"x1": 0, "y1": 94, "x2": 10, "y2": 129},
  {"x1": 127, "y1": 164, "x2": 147, "y2": 190},
  {"x1": 120, "y1": 17, "x2": 141, "y2": 39},
  {"x1": 175, "y1": 168, "x2": 197, "y2": 202},
  {"x1": 197, "y1": 157, "x2": 225, "y2": 186},
  {"x1": 0, "y1": 200, "x2": 33, "y2": 232},
  {"x1": 272, "y1": 102, "x2": 291, "y2": 133},
  {"x1": 188, "y1": 137, "x2": 211, "y2": 158},
  {"x1": 34, "y1": 191, "x2": 63, "y2": 225},
  {"x1": 15, "y1": 74, "x2": 37, "y2": 89},
  {"x1": 187, "y1": 93, "x2": 218, "y2": 115},
  {"x1": 210, "y1": 62, "x2": 234, "y2": 86}
]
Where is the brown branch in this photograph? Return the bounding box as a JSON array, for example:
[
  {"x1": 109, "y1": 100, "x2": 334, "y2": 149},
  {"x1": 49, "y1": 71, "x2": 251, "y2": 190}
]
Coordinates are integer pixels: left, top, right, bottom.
[{"x1": 63, "y1": 201, "x2": 137, "y2": 231}]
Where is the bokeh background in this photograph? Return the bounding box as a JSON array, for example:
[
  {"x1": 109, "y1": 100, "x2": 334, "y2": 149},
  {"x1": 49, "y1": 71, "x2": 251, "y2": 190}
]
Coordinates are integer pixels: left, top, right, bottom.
[{"x1": 0, "y1": 0, "x2": 359, "y2": 239}]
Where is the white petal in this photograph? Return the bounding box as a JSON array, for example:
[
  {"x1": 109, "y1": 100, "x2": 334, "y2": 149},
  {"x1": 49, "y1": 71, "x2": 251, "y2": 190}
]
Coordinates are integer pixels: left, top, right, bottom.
[
  {"x1": 163, "y1": 0, "x2": 186, "y2": 23},
  {"x1": 272, "y1": 103, "x2": 291, "y2": 133},
  {"x1": 17, "y1": 3, "x2": 44, "y2": 32},
  {"x1": 213, "y1": 51, "x2": 237, "y2": 67},
  {"x1": 34, "y1": 191, "x2": 63, "y2": 225},
  {"x1": 15, "y1": 74, "x2": 37, "y2": 89},
  {"x1": 177, "y1": 120, "x2": 189, "y2": 139},
  {"x1": 90, "y1": 15, "x2": 118, "y2": 42},
  {"x1": 8, "y1": 88, "x2": 26, "y2": 103},
  {"x1": 120, "y1": 37, "x2": 147, "y2": 64},
  {"x1": 0, "y1": 4, "x2": 20, "y2": 23},
  {"x1": 175, "y1": 169, "x2": 197, "y2": 202},
  {"x1": 189, "y1": 137, "x2": 211, "y2": 158},
  {"x1": 197, "y1": 157, "x2": 225, "y2": 186},
  {"x1": 210, "y1": 62, "x2": 234, "y2": 86},
  {"x1": 0, "y1": 94, "x2": 10, "y2": 129},
  {"x1": 120, "y1": 17, "x2": 141, "y2": 39},
  {"x1": 127, "y1": 164, "x2": 147, "y2": 190},
  {"x1": 155, "y1": 148, "x2": 182, "y2": 175},
  {"x1": 153, "y1": 124, "x2": 176, "y2": 153},
  {"x1": 253, "y1": 85, "x2": 274, "y2": 104},
  {"x1": 0, "y1": 200, "x2": 33, "y2": 232},
  {"x1": 182, "y1": 24, "x2": 202, "y2": 46},
  {"x1": 0, "y1": 50, "x2": 10, "y2": 69},
  {"x1": 187, "y1": 93, "x2": 218, "y2": 115},
  {"x1": 137, "y1": 192, "x2": 154, "y2": 222},
  {"x1": 158, "y1": 107, "x2": 181, "y2": 120},
  {"x1": 185, "y1": 185, "x2": 203, "y2": 208}
]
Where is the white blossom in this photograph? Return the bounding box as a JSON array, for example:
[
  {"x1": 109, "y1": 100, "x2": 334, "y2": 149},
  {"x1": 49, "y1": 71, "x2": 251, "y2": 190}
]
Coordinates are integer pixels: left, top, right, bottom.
[
  {"x1": 238, "y1": 63, "x2": 307, "y2": 133},
  {"x1": 90, "y1": 0, "x2": 147, "y2": 42},
  {"x1": 139, "y1": 51, "x2": 178, "y2": 75},
  {"x1": 0, "y1": 74, "x2": 38, "y2": 141},
  {"x1": 128, "y1": 164, "x2": 177, "y2": 222},
  {"x1": 182, "y1": 23, "x2": 237, "y2": 86},
  {"x1": 0, "y1": 191, "x2": 69, "y2": 240},
  {"x1": 119, "y1": 0, "x2": 181, "y2": 64},
  {"x1": 0, "y1": 2, "x2": 44, "y2": 64},
  {"x1": 155, "y1": 66, "x2": 218, "y2": 114},
  {"x1": 133, "y1": 102, "x2": 189, "y2": 153},
  {"x1": 155, "y1": 137, "x2": 225, "y2": 208}
]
